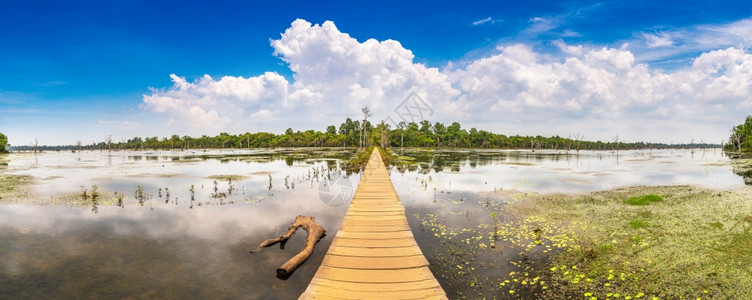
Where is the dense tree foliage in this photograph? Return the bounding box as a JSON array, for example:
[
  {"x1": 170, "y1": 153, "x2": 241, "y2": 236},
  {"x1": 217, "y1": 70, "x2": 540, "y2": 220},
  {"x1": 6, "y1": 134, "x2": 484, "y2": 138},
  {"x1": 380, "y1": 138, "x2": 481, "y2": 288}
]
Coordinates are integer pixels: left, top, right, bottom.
[
  {"x1": 726, "y1": 115, "x2": 752, "y2": 154},
  {"x1": 0, "y1": 132, "x2": 7, "y2": 153},
  {"x1": 10, "y1": 119, "x2": 717, "y2": 151}
]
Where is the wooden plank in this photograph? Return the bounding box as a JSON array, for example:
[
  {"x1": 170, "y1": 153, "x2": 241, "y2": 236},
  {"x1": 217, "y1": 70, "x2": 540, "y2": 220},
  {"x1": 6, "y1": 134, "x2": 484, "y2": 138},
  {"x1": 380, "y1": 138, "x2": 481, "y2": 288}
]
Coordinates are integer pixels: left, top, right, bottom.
[
  {"x1": 333, "y1": 237, "x2": 417, "y2": 248},
  {"x1": 313, "y1": 266, "x2": 437, "y2": 283},
  {"x1": 321, "y1": 254, "x2": 428, "y2": 269},
  {"x1": 341, "y1": 218, "x2": 408, "y2": 227},
  {"x1": 342, "y1": 214, "x2": 405, "y2": 221},
  {"x1": 335, "y1": 230, "x2": 414, "y2": 240},
  {"x1": 302, "y1": 285, "x2": 446, "y2": 299},
  {"x1": 308, "y1": 278, "x2": 440, "y2": 292},
  {"x1": 327, "y1": 245, "x2": 423, "y2": 257},
  {"x1": 338, "y1": 225, "x2": 411, "y2": 232}
]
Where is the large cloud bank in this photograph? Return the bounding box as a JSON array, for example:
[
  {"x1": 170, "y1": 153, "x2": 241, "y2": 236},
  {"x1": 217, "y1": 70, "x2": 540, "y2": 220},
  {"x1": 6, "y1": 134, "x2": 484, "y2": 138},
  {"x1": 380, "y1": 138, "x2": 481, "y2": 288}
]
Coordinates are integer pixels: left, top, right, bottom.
[{"x1": 142, "y1": 19, "x2": 752, "y2": 142}]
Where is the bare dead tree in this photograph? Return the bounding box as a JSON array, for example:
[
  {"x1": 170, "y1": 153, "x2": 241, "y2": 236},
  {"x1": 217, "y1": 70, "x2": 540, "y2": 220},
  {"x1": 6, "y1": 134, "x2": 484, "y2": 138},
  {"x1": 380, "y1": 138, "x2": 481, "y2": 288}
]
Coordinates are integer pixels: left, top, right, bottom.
[
  {"x1": 613, "y1": 135, "x2": 620, "y2": 151},
  {"x1": 379, "y1": 121, "x2": 389, "y2": 149},
  {"x1": 105, "y1": 135, "x2": 112, "y2": 151},
  {"x1": 32, "y1": 138, "x2": 39, "y2": 153},
  {"x1": 398, "y1": 121, "x2": 405, "y2": 150},
  {"x1": 361, "y1": 106, "x2": 372, "y2": 148},
  {"x1": 573, "y1": 133, "x2": 584, "y2": 152},
  {"x1": 75, "y1": 140, "x2": 82, "y2": 152},
  {"x1": 730, "y1": 129, "x2": 742, "y2": 154}
]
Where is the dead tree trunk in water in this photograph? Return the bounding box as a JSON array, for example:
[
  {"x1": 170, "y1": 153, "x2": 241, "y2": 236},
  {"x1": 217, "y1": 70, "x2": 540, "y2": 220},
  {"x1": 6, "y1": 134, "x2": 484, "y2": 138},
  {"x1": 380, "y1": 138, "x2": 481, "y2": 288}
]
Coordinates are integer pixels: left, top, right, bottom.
[{"x1": 249, "y1": 215, "x2": 326, "y2": 279}]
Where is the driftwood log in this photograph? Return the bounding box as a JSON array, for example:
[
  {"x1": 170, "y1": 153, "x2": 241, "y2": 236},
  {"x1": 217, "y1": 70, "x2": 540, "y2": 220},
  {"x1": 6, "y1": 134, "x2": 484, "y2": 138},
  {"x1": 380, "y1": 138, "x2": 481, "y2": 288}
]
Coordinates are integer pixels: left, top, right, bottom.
[{"x1": 250, "y1": 215, "x2": 326, "y2": 279}]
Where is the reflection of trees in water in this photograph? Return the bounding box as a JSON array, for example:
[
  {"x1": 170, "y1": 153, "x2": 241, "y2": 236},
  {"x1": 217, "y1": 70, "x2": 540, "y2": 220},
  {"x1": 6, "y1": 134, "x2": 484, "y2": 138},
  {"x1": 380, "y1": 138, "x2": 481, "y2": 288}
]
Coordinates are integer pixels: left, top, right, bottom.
[
  {"x1": 732, "y1": 164, "x2": 752, "y2": 185},
  {"x1": 124, "y1": 148, "x2": 357, "y2": 166},
  {"x1": 725, "y1": 152, "x2": 752, "y2": 185},
  {"x1": 393, "y1": 149, "x2": 585, "y2": 174}
]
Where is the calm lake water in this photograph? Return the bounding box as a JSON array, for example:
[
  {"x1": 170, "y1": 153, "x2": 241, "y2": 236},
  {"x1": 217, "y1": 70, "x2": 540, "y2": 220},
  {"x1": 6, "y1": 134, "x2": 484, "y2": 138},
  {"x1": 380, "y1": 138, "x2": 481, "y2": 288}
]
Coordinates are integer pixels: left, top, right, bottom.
[{"x1": 0, "y1": 148, "x2": 744, "y2": 299}]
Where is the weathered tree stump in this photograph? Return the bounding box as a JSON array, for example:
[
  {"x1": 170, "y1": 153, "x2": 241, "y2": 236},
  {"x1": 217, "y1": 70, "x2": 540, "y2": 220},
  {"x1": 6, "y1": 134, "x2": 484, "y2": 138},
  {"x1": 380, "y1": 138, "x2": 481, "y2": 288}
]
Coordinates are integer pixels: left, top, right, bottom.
[{"x1": 250, "y1": 215, "x2": 326, "y2": 279}]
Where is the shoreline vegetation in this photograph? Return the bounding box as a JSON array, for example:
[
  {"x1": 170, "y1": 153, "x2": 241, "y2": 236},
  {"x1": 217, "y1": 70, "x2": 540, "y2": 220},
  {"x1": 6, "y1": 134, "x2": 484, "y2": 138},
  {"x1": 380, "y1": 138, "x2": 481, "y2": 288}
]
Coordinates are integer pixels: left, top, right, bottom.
[
  {"x1": 416, "y1": 185, "x2": 752, "y2": 299},
  {"x1": 6, "y1": 118, "x2": 720, "y2": 152},
  {"x1": 0, "y1": 154, "x2": 33, "y2": 203}
]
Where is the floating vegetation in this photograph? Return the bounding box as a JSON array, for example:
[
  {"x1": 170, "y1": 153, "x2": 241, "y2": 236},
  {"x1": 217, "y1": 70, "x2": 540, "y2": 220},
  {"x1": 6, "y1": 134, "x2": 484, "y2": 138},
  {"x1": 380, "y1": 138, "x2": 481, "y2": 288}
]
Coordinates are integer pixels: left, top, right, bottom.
[
  {"x1": 0, "y1": 173, "x2": 33, "y2": 202},
  {"x1": 206, "y1": 174, "x2": 248, "y2": 181},
  {"x1": 624, "y1": 194, "x2": 663, "y2": 205},
  {"x1": 627, "y1": 219, "x2": 650, "y2": 229},
  {"x1": 416, "y1": 185, "x2": 752, "y2": 299}
]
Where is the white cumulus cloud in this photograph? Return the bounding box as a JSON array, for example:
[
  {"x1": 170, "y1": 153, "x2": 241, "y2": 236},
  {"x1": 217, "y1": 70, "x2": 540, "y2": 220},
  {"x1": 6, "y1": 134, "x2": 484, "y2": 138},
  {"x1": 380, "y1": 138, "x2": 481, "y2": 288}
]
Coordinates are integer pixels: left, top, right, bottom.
[{"x1": 142, "y1": 19, "x2": 752, "y2": 142}]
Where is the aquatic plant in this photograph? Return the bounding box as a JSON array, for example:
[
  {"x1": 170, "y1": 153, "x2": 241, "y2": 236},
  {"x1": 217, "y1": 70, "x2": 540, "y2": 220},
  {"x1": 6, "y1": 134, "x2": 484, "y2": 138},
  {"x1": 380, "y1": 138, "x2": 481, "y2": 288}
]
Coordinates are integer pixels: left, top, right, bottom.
[
  {"x1": 116, "y1": 192, "x2": 124, "y2": 207},
  {"x1": 627, "y1": 219, "x2": 650, "y2": 229},
  {"x1": 135, "y1": 185, "x2": 145, "y2": 206},
  {"x1": 624, "y1": 194, "x2": 663, "y2": 205}
]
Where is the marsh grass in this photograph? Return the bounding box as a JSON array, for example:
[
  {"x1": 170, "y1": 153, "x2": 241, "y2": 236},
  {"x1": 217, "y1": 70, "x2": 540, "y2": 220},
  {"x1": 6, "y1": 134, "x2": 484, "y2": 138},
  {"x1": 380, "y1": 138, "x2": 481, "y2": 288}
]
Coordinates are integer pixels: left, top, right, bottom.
[
  {"x1": 0, "y1": 154, "x2": 34, "y2": 202},
  {"x1": 0, "y1": 174, "x2": 33, "y2": 202},
  {"x1": 206, "y1": 174, "x2": 248, "y2": 181},
  {"x1": 627, "y1": 219, "x2": 650, "y2": 229},
  {"x1": 504, "y1": 185, "x2": 752, "y2": 299},
  {"x1": 624, "y1": 194, "x2": 663, "y2": 205}
]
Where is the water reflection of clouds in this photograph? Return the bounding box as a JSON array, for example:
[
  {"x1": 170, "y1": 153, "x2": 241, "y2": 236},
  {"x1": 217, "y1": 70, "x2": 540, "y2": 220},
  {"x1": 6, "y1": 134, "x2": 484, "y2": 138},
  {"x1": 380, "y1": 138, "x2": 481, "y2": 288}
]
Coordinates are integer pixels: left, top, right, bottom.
[
  {"x1": 0, "y1": 207, "x2": 324, "y2": 299},
  {"x1": 393, "y1": 149, "x2": 744, "y2": 197},
  {"x1": 0, "y1": 194, "x2": 347, "y2": 298}
]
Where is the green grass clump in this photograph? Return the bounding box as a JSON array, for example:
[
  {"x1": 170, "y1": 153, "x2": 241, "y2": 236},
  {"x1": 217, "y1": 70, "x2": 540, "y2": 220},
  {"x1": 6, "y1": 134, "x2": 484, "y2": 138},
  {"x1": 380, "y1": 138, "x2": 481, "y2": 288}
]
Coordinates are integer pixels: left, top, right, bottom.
[
  {"x1": 628, "y1": 219, "x2": 650, "y2": 229},
  {"x1": 624, "y1": 194, "x2": 663, "y2": 205}
]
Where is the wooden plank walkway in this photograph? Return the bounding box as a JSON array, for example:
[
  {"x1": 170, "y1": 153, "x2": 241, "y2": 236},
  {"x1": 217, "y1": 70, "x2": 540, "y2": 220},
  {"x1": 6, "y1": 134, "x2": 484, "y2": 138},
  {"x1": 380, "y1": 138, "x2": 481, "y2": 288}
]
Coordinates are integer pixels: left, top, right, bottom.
[{"x1": 300, "y1": 149, "x2": 447, "y2": 300}]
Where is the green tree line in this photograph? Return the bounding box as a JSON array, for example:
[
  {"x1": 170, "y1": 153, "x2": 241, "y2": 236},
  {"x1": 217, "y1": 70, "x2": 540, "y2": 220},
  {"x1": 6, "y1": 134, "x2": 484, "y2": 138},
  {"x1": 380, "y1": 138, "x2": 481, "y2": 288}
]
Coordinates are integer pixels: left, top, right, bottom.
[
  {"x1": 0, "y1": 132, "x2": 8, "y2": 153},
  {"x1": 725, "y1": 115, "x2": 752, "y2": 154},
  {"x1": 11, "y1": 118, "x2": 716, "y2": 151}
]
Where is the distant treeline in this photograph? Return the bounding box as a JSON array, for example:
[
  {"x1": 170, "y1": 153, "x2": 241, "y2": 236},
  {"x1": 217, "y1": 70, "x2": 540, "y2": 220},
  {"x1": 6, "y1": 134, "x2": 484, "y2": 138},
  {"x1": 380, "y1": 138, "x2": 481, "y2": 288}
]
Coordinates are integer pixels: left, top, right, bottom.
[
  {"x1": 725, "y1": 115, "x2": 752, "y2": 154},
  {"x1": 10, "y1": 119, "x2": 719, "y2": 151}
]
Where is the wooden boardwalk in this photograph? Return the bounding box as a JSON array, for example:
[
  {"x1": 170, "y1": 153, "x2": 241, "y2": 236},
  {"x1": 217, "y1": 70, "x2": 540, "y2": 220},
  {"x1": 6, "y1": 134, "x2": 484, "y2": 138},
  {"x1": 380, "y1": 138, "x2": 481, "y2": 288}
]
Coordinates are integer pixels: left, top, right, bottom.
[{"x1": 300, "y1": 149, "x2": 447, "y2": 299}]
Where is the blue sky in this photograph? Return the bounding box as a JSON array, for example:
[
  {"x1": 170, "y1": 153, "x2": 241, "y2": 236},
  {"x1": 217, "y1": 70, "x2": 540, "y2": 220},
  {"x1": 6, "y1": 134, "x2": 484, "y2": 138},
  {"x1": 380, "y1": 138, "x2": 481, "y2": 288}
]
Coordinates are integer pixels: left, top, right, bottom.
[{"x1": 2, "y1": 0, "x2": 752, "y2": 145}]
